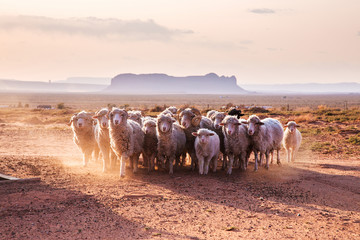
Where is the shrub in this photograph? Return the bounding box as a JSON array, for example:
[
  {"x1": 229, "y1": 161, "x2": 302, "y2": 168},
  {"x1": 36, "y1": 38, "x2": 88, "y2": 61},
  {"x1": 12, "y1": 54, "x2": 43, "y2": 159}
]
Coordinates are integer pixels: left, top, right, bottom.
[
  {"x1": 57, "y1": 103, "x2": 65, "y2": 109},
  {"x1": 348, "y1": 134, "x2": 360, "y2": 145}
]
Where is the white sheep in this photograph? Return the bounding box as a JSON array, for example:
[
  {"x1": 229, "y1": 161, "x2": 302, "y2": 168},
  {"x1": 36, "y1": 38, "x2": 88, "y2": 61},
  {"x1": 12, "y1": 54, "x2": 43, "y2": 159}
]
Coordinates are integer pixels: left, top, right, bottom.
[
  {"x1": 108, "y1": 108, "x2": 144, "y2": 177},
  {"x1": 128, "y1": 110, "x2": 143, "y2": 127},
  {"x1": 220, "y1": 116, "x2": 251, "y2": 174},
  {"x1": 142, "y1": 117, "x2": 158, "y2": 171},
  {"x1": 192, "y1": 128, "x2": 220, "y2": 175},
  {"x1": 92, "y1": 108, "x2": 116, "y2": 172},
  {"x1": 157, "y1": 113, "x2": 186, "y2": 174},
  {"x1": 160, "y1": 106, "x2": 178, "y2": 117},
  {"x1": 209, "y1": 111, "x2": 227, "y2": 169},
  {"x1": 206, "y1": 110, "x2": 217, "y2": 119},
  {"x1": 283, "y1": 121, "x2": 302, "y2": 163},
  {"x1": 246, "y1": 115, "x2": 284, "y2": 171},
  {"x1": 68, "y1": 111, "x2": 99, "y2": 167}
]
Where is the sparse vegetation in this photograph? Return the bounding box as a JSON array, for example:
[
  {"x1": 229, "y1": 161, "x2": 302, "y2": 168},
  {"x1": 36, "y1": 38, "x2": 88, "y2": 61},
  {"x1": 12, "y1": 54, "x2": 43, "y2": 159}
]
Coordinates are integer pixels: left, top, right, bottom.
[
  {"x1": 57, "y1": 103, "x2": 65, "y2": 109},
  {"x1": 348, "y1": 134, "x2": 360, "y2": 145}
]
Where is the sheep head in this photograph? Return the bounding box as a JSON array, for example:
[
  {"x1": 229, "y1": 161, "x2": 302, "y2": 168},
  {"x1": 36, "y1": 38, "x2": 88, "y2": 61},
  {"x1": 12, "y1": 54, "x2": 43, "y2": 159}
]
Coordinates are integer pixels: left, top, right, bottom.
[
  {"x1": 247, "y1": 115, "x2": 264, "y2": 136},
  {"x1": 220, "y1": 115, "x2": 241, "y2": 136},
  {"x1": 178, "y1": 108, "x2": 201, "y2": 129},
  {"x1": 285, "y1": 121, "x2": 300, "y2": 133},
  {"x1": 192, "y1": 128, "x2": 215, "y2": 145},
  {"x1": 108, "y1": 108, "x2": 128, "y2": 126},
  {"x1": 157, "y1": 114, "x2": 175, "y2": 134}
]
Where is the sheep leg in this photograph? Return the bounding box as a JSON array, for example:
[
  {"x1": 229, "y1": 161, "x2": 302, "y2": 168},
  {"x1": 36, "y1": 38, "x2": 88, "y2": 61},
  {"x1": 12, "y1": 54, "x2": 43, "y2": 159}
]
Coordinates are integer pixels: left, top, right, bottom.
[
  {"x1": 212, "y1": 154, "x2": 218, "y2": 173},
  {"x1": 254, "y1": 150, "x2": 259, "y2": 171},
  {"x1": 169, "y1": 156, "x2": 175, "y2": 175},
  {"x1": 83, "y1": 150, "x2": 92, "y2": 167},
  {"x1": 241, "y1": 153, "x2": 246, "y2": 171},
  {"x1": 221, "y1": 153, "x2": 227, "y2": 170},
  {"x1": 120, "y1": 155, "x2": 127, "y2": 177},
  {"x1": 291, "y1": 149, "x2": 295, "y2": 162},
  {"x1": 265, "y1": 151, "x2": 270, "y2": 169},
  {"x1": 286, "y1": 149, "x2": 290, "y2": 163},
  {"x1": 204, "y1": 157, "x2": 212, "y2": 175},
  {"x1": 148, "y1": 153, "x2": 156, "y2": 172},
  {"x1": 93, "y1": 145, "x2": 100, "y2": 162},
  {"x1": 198, "y1": 157, "x2": 204, "y2": 175},
  {"x1": 277, "y1": 149, "x2": 281, "y2": 166},
  {"x1": 270, "y1": 150, "x2": 274, "y2": 164},
  {"x1": 133, "y1": 154, "x2": 140, "y2": 173},
  {"x1": 110, "y1": 150, "x2": 117, "y2": 170},
  {"x1": 245, "y1": 151, "x2": 251, "y2": 168},
  {"x1": 102, "y1": 147, "x2": 110, "y2": 173},
  {"x1": 227, "y1": 154, "x2": 234, "y2": 175},
  {"x1": 190, "y1": 152, "x2": 197, "y2": 171}
]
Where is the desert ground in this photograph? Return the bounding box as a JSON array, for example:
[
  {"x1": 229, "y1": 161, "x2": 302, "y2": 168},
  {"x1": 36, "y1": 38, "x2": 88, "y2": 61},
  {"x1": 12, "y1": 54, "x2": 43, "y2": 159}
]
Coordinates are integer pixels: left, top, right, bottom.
[{"x1": 0, "y1": 93, "x2": 360, "y2": 239}]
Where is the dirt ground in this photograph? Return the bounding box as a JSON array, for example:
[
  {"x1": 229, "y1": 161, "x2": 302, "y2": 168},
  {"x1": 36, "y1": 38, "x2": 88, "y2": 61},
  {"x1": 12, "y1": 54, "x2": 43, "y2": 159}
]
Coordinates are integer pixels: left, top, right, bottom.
[{"x1": 1, "y1": 121, "x2": 360, "y2": 239}]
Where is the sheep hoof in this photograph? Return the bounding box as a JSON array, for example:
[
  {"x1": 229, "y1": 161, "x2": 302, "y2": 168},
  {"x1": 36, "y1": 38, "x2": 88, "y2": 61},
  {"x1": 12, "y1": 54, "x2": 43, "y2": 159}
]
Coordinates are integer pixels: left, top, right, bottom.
[
  {"x1": 265, "y1": 165, "x2": 269, "y2": 170},
  {"x1": 120, "y1": 174, "x2": 125, "y2": 178}
]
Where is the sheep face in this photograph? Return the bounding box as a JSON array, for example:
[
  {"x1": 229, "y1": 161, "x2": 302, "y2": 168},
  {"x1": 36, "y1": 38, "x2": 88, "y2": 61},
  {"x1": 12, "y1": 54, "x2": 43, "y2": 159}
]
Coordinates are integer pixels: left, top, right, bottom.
[
  {"x1": 192, "y1": 129, "x2": 214, "y2": 145},
  {"x1": 213, "y1": 112, "x2": 226, "y2": 130},
  {"x1": 285, "y1": 121, "x2": 300, "y2": 133},
  {"x1": 70, "y1": 111, "x2": 93, "y2": 129},
  {"x1": 179, "y1": 110, "x2": 195, "y2": 129},
  {"x1": 221, "y1": 116, "x2": 241, "y2": 135},
  {"x1": 157, "y1": 115, "x2": 174, "y2": 133},
  {"x1": 167, "y1": 106, "x2": 177, "y2": 115},
  {"x1": 143, "y1": 120, "x2": 157, "y2": 134},
  {"x1": 179, "y1": 108, "x2": 201, "y2": 128},
  {"x1": 128, "y1": 111, "x2": 142, "y2": 124},
  {"x1": 247, "y1": 115, "x2": 264, "y2": 136},
  {"x1": 109, "y1": 108, "x2": 128, "y2": 126},
  {"x1": 93, "y1": 109, "x2": 109, "y2": 129}
]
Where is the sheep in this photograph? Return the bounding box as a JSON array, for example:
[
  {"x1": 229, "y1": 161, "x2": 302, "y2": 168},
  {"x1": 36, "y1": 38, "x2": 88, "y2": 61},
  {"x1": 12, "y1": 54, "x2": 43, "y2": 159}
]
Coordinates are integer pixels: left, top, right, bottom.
[
  {"x1": 108, "y1": 108, "x2": 144, "y2": 177},
  {"x1": 199, "y1": 116, "x2": 213, "y2": 130},
  {"x1": 177, "y1": 108, "x2": 203, "y2": 170},
  {"x1": 206, "y1": 110, "x2": 217, "y2": 119},
  {"x1": 68, "y1": 111, "x2": 99, "y2": 167},
  {"x1": 92, "y1": 108, "x2": 116, "y2": 172},
  {"x1": 142, "y1": 117, "x2": 158, "y2": 171},
  {"x1": 160, "y1": 106, "x2": 178, "y2": 117},
  {"x1": 283, "y1": 121, "x2": 302, "y2": 163},
  {"x1": 128, "y1": 110, "x2": 143, "y2": 127},
  {"x1": 209, "y1": 111, "x2": 228, "y2": 169},
  {"x1": 192, "y1": 128, "x2": 220, "y2": 175},
  {"x1": 246, "y1": 115, "x2": 284, "y2": 171},
  {"x1": 227, "y1": 107, "x2": 245, "y2": 119},
  {"x1": 157, "y1": 113, "x2": 186, "y2": 174},
  {"x1": 220, "y1": 116, "x2": 252, "y2": 174}
]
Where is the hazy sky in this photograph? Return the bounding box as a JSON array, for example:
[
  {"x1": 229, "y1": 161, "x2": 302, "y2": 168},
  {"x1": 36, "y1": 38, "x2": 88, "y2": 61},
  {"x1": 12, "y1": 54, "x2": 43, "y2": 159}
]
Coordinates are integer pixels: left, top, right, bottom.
[{"x1": 1, "y1": 0, "x2": 360, "y2": 85}]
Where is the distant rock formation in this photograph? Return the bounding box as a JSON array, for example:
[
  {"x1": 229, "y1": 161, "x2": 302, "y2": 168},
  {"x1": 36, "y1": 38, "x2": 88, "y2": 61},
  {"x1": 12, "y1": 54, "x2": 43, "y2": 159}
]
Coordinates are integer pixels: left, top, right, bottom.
[{"x1": 106, "y1": 73, "x2": 248, "y2": 94}]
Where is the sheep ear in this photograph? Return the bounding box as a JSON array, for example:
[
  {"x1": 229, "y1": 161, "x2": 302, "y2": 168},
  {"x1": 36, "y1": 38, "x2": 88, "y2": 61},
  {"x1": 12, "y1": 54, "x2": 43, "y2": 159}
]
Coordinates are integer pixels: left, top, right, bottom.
[
  {"x1": 256, "y1": 122, "x2": 265, "y2": 125},
  {"x1": 235, "y1": 122, "x2": 241, "y2": 126},
  {"x1": 67, "y1": 119, "x2": 73, "y2": 126},
  {"x1": 284, "y1": 123, "x2": 289, "y2": 127},
  {"x1": 296, "y1": 124, "x2": 301, "y2": 127},
  {"x1": 192, "y1": 132, "x2": 198, "y2": 136},
  {"x1": 92, "y1": 115, "x2": 99, "y2": 119},
  {"x1": 209, "y1": 133, "x2": 215, "y2": 136},
  {"x1": 219, "y1": 123, "x2": 225, "y2": 126}
]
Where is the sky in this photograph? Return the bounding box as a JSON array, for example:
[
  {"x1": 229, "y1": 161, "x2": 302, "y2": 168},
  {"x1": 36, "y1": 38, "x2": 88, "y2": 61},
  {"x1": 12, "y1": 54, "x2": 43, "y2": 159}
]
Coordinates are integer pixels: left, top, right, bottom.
[{"x1": 0, "y1": 0, "x2": 360, "y2": 85}]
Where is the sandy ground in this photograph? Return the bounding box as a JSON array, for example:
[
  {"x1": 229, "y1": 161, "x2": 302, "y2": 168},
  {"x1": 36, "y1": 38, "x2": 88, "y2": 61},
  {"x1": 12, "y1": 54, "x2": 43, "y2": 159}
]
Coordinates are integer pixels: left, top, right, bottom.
[{"x1": 0, "y1": 122, "x2": 360, "y2": 239}]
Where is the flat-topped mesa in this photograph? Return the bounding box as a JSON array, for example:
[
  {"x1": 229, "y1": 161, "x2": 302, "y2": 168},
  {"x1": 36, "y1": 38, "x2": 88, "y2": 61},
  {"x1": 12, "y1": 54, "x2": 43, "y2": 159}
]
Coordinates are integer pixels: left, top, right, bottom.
[{"x1": 107, "y1": 73, "x2": 247, "y2": 94}]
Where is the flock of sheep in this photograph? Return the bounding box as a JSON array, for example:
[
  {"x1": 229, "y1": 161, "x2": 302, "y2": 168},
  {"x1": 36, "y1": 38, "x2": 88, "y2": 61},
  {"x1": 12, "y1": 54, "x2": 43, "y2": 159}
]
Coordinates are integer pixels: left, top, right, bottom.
[{"x1": 68, "y1": 106, "x2": 302, "y2": 177}]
